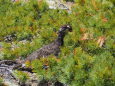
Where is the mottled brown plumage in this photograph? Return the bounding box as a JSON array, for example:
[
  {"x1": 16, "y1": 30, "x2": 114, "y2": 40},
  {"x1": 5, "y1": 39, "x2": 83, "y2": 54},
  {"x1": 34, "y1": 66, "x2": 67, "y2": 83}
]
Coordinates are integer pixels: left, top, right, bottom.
[{"x1": 25, "y1": 25, "x2": 72, "y2": 62}]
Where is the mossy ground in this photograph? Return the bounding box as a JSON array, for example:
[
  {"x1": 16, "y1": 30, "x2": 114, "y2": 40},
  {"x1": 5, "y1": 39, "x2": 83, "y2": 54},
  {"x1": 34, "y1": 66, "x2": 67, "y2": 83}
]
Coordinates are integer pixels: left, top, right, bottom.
[{"x1": 0, "y1": 0, "x2": 115, "y2": 86}]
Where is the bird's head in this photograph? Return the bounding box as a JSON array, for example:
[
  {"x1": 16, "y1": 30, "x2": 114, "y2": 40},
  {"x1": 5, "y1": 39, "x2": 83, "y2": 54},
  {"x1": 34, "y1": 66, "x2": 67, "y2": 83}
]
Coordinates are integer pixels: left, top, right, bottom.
[
  {"x1": 57, "y1": 25, "x2": 72, "y2": 46},
  {"x1": 59, "y1": 25, "x2": 72, "y2": 33}
]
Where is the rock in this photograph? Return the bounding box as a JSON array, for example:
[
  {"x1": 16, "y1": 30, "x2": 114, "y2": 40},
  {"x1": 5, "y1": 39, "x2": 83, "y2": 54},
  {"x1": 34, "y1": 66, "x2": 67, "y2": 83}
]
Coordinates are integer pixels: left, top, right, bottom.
[
  {"x1": 4, "y1": 34, "x2": 16, "y2": 42},
  {"x1": 0, "y1": 67, "x2": 19, "y2": 86},
  {"x1": 19, "y1": 40, "x2": 28, "y2": 44},
  {"x1": 46, "y1": 0, "x2": 69, "y2": 9},
  {"x1": 0, "y1": 43, "x2": 4, "y2": 60}
]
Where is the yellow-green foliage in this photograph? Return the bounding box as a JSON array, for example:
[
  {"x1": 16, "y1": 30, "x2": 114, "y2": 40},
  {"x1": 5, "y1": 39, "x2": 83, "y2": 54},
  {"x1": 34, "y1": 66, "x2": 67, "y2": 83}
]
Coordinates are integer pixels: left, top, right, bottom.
[
  {"x1": 14, "y1": 70, "x2": 29, "y2": 83},
  {"x1": 0, "y1": 77, "x2": 3, "y2": 85},
  {"x1": 0, "y1": 0, "x2": 115, "y2": 86},
  {"x1": 0, "y1": 77, "x2": 7, "y2": 86}
]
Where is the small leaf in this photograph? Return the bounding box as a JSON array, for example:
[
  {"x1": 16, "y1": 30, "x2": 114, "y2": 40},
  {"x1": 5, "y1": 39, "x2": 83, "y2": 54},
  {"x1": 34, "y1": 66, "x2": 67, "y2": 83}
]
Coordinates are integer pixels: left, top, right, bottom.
[
  {"x1": 80, "y1": 28, "x2": 87, "y2": 33},
  {"x1": 102, "y1": 18, "x2": 108, "y2": 22},
  {"x1": 97, "y1": 36, "x2": 106, "y2": 47},
  {"x1": 80, "y1": 33, "x2": 89, "y2": 40}
]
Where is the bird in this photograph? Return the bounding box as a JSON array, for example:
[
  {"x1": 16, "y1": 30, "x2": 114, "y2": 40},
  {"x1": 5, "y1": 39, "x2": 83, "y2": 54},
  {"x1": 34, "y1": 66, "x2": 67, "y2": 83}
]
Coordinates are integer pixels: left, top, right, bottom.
[{"x1": 24, "y1": 25, "x2": 72, "y2": 62}]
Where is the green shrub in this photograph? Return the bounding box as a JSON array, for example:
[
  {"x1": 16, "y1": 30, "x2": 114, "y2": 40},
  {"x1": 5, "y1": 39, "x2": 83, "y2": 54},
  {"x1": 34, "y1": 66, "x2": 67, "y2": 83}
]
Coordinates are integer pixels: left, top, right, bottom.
[{"x1": 0, "y1": 0, "x2": 115, "y2": 86}]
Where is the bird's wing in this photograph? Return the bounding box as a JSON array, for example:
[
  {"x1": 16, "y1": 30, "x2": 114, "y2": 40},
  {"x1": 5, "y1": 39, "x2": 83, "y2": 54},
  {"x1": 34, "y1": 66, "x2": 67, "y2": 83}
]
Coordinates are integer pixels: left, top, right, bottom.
[{"x1": 26, "y1": 42, "x2": 60, "y2": 61}]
